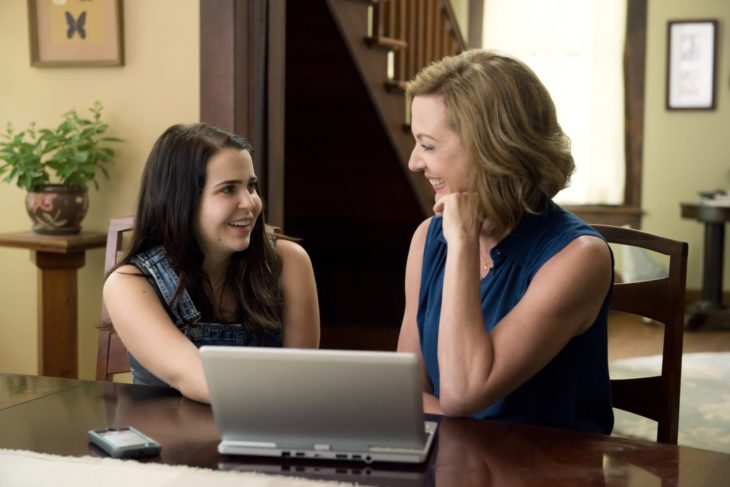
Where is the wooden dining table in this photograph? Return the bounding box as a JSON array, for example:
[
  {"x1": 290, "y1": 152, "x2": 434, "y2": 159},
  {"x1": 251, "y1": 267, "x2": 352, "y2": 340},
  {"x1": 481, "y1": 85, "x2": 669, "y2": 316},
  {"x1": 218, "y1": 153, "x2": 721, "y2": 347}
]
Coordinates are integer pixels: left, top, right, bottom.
[{"x1": 1, "y1": 373, "x2": 729, "y2": 486}]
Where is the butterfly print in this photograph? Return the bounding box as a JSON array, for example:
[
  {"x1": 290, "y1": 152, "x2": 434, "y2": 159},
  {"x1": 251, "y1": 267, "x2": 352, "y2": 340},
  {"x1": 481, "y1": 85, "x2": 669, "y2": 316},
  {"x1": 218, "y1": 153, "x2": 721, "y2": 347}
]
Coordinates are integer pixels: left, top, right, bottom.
[{"x1": 65, "y1": 11, "x2": 87, "y2": 40}]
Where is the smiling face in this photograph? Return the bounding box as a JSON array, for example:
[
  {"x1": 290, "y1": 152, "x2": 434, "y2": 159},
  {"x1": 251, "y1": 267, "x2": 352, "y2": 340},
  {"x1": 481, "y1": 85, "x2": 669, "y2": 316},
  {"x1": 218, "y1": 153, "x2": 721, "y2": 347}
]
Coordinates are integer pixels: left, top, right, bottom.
[
  {"x1": 408, "y1": 95, "x2": 472, "y2": 207},
  {"x1": 195, "y1": 148, "x2": 262, "y2": 264}
]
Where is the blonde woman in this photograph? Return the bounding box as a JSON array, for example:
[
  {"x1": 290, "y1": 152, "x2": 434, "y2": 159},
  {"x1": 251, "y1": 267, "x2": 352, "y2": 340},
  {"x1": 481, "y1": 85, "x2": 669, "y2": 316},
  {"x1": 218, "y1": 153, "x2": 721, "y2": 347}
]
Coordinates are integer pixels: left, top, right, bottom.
[{"x1": 398, "y1": 50, "x2": 613, "y2": 433}]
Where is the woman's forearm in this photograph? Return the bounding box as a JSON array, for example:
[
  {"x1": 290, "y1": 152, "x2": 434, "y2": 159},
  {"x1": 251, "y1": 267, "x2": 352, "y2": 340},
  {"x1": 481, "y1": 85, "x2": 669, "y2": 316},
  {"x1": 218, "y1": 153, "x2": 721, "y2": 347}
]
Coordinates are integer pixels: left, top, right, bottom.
[{"x1": 437, "y1": 239, "x2": 494, "y2": 416}]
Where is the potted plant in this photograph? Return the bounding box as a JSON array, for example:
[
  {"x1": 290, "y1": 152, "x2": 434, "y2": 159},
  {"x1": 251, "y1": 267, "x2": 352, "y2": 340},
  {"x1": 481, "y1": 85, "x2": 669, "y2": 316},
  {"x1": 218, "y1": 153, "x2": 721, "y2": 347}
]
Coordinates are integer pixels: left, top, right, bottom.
[{"x1": 0, "y1": 101, "x2": 120, "y2": 235}]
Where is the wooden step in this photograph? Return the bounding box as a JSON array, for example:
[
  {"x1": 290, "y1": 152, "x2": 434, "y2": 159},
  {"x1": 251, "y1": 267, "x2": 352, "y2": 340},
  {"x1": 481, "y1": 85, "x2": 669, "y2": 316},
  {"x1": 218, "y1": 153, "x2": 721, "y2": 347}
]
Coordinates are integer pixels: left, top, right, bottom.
[
  {"x1": 326, "y1": 0, "x2": 435, "y2": 217},
  {"x1": 364, "y1": 35, "x2": 407, "y2": 50},
  {"x1": 384, "y1": 79, "x2": 408, "y2": 93}
]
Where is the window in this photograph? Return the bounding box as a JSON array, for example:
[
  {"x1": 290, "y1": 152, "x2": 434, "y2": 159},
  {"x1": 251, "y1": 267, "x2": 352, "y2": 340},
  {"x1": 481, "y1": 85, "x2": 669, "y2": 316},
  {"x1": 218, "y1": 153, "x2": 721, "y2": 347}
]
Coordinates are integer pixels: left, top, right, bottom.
[{"x1": 482, "y1": 0, "x2": 627, "y2": 205}]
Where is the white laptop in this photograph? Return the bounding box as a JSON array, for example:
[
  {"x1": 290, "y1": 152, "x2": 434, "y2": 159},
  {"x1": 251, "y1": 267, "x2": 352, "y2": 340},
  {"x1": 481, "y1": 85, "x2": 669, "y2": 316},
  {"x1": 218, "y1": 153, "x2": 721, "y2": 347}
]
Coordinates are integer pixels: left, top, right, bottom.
[{"x1": 200, "y1": 346, "x2": 438, "y2": 464}]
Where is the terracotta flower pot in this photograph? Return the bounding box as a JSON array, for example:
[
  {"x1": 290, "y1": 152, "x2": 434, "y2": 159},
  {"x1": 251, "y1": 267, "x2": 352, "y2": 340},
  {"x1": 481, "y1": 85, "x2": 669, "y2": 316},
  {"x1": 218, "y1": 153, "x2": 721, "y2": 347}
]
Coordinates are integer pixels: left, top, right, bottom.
[{"x1": 25, "y1": 185, "x2": 89, "y2": 235}]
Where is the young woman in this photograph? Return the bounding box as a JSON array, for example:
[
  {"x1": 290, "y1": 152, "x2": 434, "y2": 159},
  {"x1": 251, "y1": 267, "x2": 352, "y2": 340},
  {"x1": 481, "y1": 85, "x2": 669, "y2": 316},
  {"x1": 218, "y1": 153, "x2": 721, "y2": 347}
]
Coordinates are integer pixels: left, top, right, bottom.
[
  {"x1": 104, "y1": 123, "x2": 320, "y2": 403},
  {"x1": 398, "y1": 50, "x2": 614, "y2": 433}
]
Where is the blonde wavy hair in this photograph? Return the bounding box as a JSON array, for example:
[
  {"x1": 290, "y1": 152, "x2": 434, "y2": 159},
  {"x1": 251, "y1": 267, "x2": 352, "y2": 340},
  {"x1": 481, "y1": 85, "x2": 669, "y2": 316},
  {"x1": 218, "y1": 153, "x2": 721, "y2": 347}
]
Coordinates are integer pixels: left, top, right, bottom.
[{"x1": 407, "y1": 49, "x2": 574, "y2": 238}]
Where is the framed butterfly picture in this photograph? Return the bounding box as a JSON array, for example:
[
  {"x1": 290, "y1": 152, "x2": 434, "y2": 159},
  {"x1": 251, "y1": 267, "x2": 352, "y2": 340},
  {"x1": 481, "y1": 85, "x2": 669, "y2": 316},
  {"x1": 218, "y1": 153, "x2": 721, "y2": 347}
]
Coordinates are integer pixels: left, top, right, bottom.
[{"x1": 28, "y1": 0, "x2": 124, "y2": 67}]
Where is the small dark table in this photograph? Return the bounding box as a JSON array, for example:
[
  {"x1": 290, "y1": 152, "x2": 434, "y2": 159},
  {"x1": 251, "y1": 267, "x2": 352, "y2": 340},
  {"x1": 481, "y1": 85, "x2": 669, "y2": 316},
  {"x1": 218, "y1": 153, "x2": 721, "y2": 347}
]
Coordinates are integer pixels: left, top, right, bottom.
[
  {"x1": 0, "y1": 231, "x2": 106, "y2": 378},
  {"x1": 680, "y1": 203, "x2": 730, "y2": 329}
]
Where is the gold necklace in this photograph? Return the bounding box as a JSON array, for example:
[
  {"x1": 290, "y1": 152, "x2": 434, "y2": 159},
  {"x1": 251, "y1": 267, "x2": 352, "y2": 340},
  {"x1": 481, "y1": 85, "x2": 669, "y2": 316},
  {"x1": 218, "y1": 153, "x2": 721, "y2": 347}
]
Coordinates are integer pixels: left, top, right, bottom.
[{"x1": 480, "y1": 249, "x2": 490, "y2": 273}]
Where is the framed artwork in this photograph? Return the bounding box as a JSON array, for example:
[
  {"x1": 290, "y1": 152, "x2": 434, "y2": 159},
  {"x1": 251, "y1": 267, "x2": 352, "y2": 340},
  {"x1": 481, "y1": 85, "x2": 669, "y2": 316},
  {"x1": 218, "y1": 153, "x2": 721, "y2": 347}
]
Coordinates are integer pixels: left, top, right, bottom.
[
  {"x1": 28, "y1": 0, "x2": 124, "y2": 67},
  {"x1": 666, "y1": 19, "x2": 717, "y2": 110}
]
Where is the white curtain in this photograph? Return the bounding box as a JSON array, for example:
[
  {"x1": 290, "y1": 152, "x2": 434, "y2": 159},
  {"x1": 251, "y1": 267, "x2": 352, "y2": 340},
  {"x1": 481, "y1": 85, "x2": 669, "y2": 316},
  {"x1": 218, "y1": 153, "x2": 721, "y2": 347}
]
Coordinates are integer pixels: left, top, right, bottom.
[{"x1": 482, "y1": 0, "x2": 627, "y2": 204}]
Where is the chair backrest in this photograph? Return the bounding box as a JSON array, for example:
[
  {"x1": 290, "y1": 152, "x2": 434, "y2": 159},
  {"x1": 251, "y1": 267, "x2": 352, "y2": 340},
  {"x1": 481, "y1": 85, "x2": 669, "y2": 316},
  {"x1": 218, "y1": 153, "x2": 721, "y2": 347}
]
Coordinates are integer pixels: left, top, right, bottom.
[
  {"x1": 95, "y1": 216, "x2": 283, "y2": 381},
  {"x1": 96, "y1": 216, "x2": 135, "y2": 380},
  {"x1": 592, "y1": 224, "x2": 688, "y2": 444}
]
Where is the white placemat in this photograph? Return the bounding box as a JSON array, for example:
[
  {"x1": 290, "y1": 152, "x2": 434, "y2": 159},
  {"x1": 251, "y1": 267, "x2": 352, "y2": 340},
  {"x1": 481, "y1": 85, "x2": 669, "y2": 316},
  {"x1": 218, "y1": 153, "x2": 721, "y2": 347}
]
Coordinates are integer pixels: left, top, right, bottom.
[{"x1": 0, "y1": 449, "x2": 359, "y2": 487}]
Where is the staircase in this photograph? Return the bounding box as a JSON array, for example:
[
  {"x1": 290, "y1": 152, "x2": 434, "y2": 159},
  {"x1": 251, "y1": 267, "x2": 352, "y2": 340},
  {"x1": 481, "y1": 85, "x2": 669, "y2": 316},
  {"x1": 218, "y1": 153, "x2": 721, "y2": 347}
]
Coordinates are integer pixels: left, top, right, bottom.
[
  {"x1": 325, "y1": 0, "x2": 466, "y2": 216},
  {"x1": 282, "y1": 0, "x2": 466, "y2": 351}
]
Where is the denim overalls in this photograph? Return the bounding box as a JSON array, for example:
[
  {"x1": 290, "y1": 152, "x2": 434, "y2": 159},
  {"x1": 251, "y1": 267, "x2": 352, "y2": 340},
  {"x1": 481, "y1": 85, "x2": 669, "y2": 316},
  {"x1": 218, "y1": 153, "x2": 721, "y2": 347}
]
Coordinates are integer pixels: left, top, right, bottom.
[{"x1": 128, "y1": 246, "x2": 282, "y2": 387}]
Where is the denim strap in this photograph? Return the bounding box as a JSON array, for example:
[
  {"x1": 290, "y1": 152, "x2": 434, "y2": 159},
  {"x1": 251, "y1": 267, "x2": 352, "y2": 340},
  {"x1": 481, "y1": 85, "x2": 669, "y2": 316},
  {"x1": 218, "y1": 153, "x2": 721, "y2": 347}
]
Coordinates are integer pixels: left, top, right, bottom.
[{"x1": 130, "y1": 247, "x2": 201, "y2": 324}]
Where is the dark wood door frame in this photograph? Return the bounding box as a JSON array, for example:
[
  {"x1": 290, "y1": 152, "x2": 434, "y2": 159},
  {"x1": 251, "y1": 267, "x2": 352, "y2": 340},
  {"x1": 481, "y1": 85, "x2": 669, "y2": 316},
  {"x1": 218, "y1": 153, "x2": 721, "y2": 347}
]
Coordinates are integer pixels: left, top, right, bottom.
[
  {"x1": 199, "y1": 0, "x2": 286, "y2": 227},
  {"x1": 200, "y1": 0, "x2": 260, "y2": 146},
  {"x1": 624, "y1": 0, "x2": 647, "y2": 211}
]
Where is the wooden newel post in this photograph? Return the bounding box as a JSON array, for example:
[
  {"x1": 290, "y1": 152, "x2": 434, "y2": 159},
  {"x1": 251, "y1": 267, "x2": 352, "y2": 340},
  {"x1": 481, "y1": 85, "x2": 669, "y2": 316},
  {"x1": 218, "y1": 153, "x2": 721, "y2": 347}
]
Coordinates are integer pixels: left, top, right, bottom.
[
  {"x1": 0, "y1": 231, "x2": 105, "y2": 378},
  {"x1": 32, "y1": 251, "x2": 86, "y2": 378}
]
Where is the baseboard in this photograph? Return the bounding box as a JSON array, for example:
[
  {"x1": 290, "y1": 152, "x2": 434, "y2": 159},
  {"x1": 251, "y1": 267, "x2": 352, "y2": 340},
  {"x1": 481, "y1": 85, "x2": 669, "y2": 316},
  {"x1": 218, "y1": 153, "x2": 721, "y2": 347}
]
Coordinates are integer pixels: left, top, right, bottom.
[{"x1": 685, "y1": 289, "x2": 730, "y2": 305}]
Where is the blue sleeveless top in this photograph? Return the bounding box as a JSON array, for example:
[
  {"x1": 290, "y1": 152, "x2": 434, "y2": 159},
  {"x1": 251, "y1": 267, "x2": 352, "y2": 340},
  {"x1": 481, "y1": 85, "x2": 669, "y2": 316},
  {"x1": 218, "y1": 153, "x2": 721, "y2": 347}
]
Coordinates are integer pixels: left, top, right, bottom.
[
  {"x1": 417, "y1": 202, "x2": 614, "y2": 434},
  {"x1": 127, "y1": 246, "x2": 282, "y2": 387}
]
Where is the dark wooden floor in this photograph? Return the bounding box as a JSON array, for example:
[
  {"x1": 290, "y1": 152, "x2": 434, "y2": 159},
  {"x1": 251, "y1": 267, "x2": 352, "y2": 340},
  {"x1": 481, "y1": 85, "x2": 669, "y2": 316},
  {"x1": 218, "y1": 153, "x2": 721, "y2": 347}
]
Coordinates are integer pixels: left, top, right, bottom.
[{"x1": 608, "y1": 311, "x2": 730, "y2": 362}]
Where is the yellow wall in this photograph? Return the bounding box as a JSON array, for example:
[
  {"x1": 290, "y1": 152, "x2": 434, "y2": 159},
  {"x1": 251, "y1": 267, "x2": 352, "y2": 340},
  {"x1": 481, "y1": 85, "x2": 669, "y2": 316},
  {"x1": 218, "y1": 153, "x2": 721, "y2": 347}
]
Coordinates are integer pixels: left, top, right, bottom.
[
  {"x1": 0, "y1": 0, "x2": 199, "y2": 378},
  {"x1": 643, "y1": 0, "x2": 730, "y2": 289}
]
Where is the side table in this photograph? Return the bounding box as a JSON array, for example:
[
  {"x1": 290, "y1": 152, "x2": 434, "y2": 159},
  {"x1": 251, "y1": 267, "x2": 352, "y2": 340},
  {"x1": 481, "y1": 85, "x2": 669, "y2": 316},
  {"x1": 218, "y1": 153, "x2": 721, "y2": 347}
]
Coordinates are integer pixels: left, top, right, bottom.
[
  {"x1": 0, "y1": 231, "x2": 106, "y2": 378},
  {"x1": 680, "y1": 203, "x2": 730, "y2": 329}
]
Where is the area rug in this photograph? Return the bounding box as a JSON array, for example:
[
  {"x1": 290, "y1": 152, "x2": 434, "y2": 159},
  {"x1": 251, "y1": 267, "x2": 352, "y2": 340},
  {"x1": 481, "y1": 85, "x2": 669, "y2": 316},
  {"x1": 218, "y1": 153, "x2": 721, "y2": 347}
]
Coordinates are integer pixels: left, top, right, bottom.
[
  {"x1": 609, "y1": 352, "x2": 730, "y2": 453},
  {"x1": 0, "y1": 449, "x2": 358, "y2": 487}
]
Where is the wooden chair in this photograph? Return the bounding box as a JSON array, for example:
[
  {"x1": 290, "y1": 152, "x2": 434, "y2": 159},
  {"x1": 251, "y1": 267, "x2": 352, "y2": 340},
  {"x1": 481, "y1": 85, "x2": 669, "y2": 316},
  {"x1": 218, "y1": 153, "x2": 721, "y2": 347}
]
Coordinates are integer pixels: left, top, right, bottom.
[
  {"x1": 592, "y1": 224, "x2": 688, "y2": 444},
  {"x1": 96, "y1": 216, "x2": 135, "y2": 380},
  {"x1": 95, "y1": 216, "x2": 283, "y2": 381}
]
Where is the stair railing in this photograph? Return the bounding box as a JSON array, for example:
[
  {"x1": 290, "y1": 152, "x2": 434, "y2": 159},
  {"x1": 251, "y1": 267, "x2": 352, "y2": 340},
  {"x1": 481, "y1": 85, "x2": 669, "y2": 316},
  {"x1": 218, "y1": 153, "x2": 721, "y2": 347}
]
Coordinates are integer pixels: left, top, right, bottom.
[{"x1": 367, "y1": 0, "x2": 467, "y2": 89}]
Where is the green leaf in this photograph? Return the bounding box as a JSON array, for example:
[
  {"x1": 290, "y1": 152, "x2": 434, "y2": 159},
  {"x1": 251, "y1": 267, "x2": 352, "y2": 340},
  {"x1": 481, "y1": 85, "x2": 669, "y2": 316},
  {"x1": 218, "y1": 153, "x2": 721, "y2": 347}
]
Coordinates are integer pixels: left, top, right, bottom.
[{"x1": 0, "y1": 102, "x2": 118, "y2": 191}]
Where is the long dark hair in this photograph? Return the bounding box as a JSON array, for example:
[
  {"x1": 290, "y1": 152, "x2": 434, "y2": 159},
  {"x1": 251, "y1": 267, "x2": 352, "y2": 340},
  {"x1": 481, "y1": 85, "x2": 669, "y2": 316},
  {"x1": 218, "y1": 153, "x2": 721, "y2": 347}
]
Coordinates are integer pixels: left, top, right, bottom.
[{"x1": 119, "y1": 123, "x2": 282, "y2": 337}]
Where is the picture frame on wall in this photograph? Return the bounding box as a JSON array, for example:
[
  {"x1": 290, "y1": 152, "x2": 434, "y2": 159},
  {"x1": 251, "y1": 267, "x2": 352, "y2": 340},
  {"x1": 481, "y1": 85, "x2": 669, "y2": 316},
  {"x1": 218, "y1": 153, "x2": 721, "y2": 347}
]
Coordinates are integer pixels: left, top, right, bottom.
[
  {"x1": 28, "y1": 0, "x2": 124, "y2": 67},
  {"x1": 666, "y1": 19, "x2": 717, "y2": 110}
]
